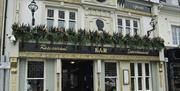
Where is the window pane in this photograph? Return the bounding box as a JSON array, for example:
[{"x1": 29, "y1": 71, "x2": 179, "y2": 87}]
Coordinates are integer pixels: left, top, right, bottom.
[
  {"x1": 105, "y1": 78, "x2": 116, "y2": 91},
  {"x1": 69, "y1": 21, "x2": 75, "y2": 29},
  {"x1": 28, "y1": 61, "x2": 44, "y2": 78},
  {"x1": 58, "y1": 20, "x2": 65, "y2": 28},
  {"x1": 145, "y1": 63, "x2": 149, "y2": 76},
  {"x1": 133, "y1": 28, "x2": 138, "y2": 35},
  {"x1": 118, "y1": 27, "x2": 123, "y2": 33},
  {"x1": 172, "y1": 26, "x2": 178, "y2": 44},
  {"x1": 126, "y1": 27, "x2": 130, "y2": 35},
  {"x1": 138, "y1": 63, "x2": 142, "y2": 76},
  {"x1": 178, "y1": 30, "x2": 180, "y2": 45},
  {"x1": 59, "y1": 11, "x2": 65, "y2": 19},
  {"x1": 47, "y1": 19, "x2": 54, "y2": 30},
  {"x1": 27, "y1": 79, "x2": 44, "y2": 91},
  {"x1": 133, "y1": 21, "x2": 138, "y2": 27},
  {"x1": 47, "y1": 9, "x2": 54, "y2": 17},
  {"x1": 146, "y1": 77, "x2": 150, "y2": 90},
  {"x1": 105, "y1": 63, "x2": 117, "y2": 76},
  {"x1": 131, "y1": 78, "x2": 135, "y2": 90},
  {"x1": 126, "y1": 20, "x2": 130, "y2": 26},
  {"x1": 118, "y1": 19, "x2": 122, "y2": 25},
  {"x1": 69, "y1": 12, "x2": 75, "y2": 20},
  {"x1": 138, "y1": 78, "x2": 142, "y2": 90},
  {"x1": 130, "y1": 63, "x2": 134, "y2": 76}
]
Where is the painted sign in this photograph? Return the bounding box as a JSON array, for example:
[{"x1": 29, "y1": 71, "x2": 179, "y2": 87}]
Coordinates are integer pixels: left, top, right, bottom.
[
  {"x1": 124, "y1": 1, "x2": 151, "y2": 13},
  {"x1": 0, "y1": 62, "x2": 10, "y2": 69},
  {"x1": 19, "y1": 43, "x2": 159, "y2": 56}
]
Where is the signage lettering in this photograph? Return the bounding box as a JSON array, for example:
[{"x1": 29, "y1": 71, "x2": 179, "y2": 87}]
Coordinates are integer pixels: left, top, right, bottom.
[
  {"x1": 95, "y1": 47, "x2": 107, "y2": 53},
  {"x1": 40, "y1": 44, "x2": 67, "y2": 51}
]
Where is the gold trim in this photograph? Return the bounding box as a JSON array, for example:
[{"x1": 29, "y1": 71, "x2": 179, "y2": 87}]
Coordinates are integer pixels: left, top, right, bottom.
[
  {"x1": 10, "y1": 57, "x2": 17, "y2": 74},
  {"x1": 19, "y1": 52, "x2": 159, "y2": 61}
]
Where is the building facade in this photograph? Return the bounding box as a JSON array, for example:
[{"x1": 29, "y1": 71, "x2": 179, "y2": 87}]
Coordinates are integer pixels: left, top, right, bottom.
[
  {"x1": 158, "y1": 0, "x2": 180, "y2": 91},
  {"x1": 5, "y1": 0, "x2": 167, "y2": 91}
]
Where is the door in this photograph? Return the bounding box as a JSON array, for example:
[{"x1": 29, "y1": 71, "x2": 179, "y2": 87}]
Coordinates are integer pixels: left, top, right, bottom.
[{"x1": 62, "y1": 60, "x2": 93, "y2": 91}]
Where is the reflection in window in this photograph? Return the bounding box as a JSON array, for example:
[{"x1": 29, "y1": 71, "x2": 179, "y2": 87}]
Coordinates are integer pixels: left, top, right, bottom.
[
  {"x1": 172, "y1": 26, "x2": 180, "y2": 45},
  {"x1": 69, "y1": 21, "x2": 75, "y2": 29},
  {"x1": 46, "y1": 9, "x2": 76, "y2": 29},
  {"x1": 27, "y1": 61, "x2": 44, "y2": 91},
  {"x1": 27, "y1": 79, "x2": 44, "y2": 91},
  {"x1": 47, "y1": 19, "x2": 54, "y2": 30},
  {"x1": 130, "y1": 63, "x2": 151, "y2": 91},
  {"x1": 105, "y1": 62, "x2": 117, "y2": 91},
  {"x1": 58, "y1": 20, "x2": 65, "y2": 28},
  {"x1": 47, "y1": 9, "x2": 54, "y2": 17},
  {"x1": 117, "y1": 18, "x2": 139, "y2": 35}
]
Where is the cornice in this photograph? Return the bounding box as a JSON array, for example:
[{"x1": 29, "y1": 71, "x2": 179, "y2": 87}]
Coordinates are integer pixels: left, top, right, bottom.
[{"x1": 19, "y1": 52, "x2": 160, "y2": 61}]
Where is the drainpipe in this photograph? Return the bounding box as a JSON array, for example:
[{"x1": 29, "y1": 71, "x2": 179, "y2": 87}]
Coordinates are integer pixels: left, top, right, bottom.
[{"x1": 2, "y1": 0, "x2": 8, "y2": 91}]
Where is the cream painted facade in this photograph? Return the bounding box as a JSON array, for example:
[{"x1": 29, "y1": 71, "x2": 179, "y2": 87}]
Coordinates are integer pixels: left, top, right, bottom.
[
  {"x1": 3, "y1": 0, "x2": 167, "y2": 91},
  {"x1": 158, "y1": 1, "x2": 180, "y2": 91}
]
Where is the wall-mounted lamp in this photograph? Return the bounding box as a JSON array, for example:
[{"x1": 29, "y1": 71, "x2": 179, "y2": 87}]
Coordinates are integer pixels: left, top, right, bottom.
[{"x1": 28, "y1": 0, "x2": 38, "y2": 26}]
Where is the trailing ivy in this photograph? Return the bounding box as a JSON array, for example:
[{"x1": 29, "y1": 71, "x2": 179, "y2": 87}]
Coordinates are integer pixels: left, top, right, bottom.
[{"x1": 12, "y1": 23, "x2": 165, "y2": 51}]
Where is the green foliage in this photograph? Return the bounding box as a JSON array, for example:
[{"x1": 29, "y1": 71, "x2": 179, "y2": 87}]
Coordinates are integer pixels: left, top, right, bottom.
[{"x1": 12, "y1": 23, "x2": 165, "y2": 51}]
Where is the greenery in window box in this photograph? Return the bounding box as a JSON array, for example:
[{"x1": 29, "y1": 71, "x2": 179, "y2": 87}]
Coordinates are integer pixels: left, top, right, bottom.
[
  {"x1": 123, "y1": 34, "x2": 132, "y2": 48},
  {"x1": 12, "y1": 23, "x2": 165, "y2": 51},
  {"x1": 130, "y1": 34, "x2": 142, "y2": 50},
  {"x1": 142, "y1": 36, "x2": 151, "y2": 51},
  {"x1": 12, "y1": 23, "x2": 31, "y2": 46},
  {"x1": 151, "y1": 37, "x2": 165, "y2": 51},
  {"x1": 112, "y1": 32, "x2": 124, "y2": 48},
  {"x1": 32, "y1": 25, "x2": 48, "y2": 45}
]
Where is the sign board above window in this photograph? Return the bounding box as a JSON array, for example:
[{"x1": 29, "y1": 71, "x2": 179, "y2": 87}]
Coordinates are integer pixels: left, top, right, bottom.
[
  {"x1": 144, "y1": 0, "x2": 160, "y2": 3},
  {"x1": 124, "y1": 1, "x2": 151, "y2": 13},
  {"x1": 149, "y1": 0, "x2": 159, "y2": 3}
]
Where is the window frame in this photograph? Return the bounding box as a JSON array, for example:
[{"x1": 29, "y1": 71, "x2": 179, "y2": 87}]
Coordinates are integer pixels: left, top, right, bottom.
[
  {"x1": 103, "y1": 61, "x2": 120, "y2": 91},
  {"x1": 117, "y1": 17, "x2": 140, "y2": 36},
  {"x1": 130, "y1": 62, "x2": 152, "y2": 91},
  {"x1": 25, "y1": 60, "x2": 46, "y2": 91},
  {"x1": 46, "y1": 7, "x2": 77, "y2": 30},
  {"x1": 172, "y1": 25, "x2": 180, "y2": 45}
]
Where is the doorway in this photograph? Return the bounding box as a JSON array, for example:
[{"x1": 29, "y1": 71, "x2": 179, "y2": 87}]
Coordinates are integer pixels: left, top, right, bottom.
[{"x1": 62, "y1": 60, "x2": 93, "y2": 91}]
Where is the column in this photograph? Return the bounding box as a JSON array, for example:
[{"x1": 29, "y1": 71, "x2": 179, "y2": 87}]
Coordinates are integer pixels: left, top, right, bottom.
[
  {"x1": 56, "y1": 59, "x2": 61, "y2": 91},
  {"x1": 9, "y1": 57, "x2": 18, "y2": 91},
  {"x1": 94, "y1": 60, "x2": 102, "y2": 91}
]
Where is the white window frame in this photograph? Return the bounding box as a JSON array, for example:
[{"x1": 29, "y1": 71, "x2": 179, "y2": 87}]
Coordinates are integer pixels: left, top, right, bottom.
[
  {"x1": 117, "y1": 17, "x2": 140, "y2": 36},
  {"x1": 130, "y1": 62, "x2": 152, "y2": 91},
  {"x1": 25, "y1": 59, "x2": 46, "y2": 91},
  {"x1": 103, "y1": 61, "x2": 120, "y2": 91},
  {"x1": 46, "y1": 8, "x2": 77, "y2": 30},
  {"x1": 172, "y1": 25, "x2": 180, "y2": 45}
]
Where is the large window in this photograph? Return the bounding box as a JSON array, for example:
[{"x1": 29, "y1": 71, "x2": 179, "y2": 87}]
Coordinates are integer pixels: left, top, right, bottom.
[
  {"x1": 172, "y1": 26, "x2": 180, "y2": 45},
  {"x1": 104, "y1": 62, "x2": 117, "y2": 91},
  {"x1": 26, "y1": 61, "x2": 44, "y2": 91},
  {"x1": 130, "y1": 63, "x2": 151, "y2": 91},
  {"x1": 47, "y1": 8, "x2": 77, "y2": 30},
  {"x1": 117, "y1": 17, "x2": 140, "y2": 35}
]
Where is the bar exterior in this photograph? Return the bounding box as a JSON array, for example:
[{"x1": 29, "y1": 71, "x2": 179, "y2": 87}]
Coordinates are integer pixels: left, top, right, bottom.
[{"x1": 4, "y1": 0, "x2": 167, "y2": 91}]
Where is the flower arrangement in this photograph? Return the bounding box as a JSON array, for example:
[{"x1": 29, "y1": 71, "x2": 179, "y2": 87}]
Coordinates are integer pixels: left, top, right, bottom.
[{"x1": 12, "y1": 23, "x2": 165, "y2": 51}]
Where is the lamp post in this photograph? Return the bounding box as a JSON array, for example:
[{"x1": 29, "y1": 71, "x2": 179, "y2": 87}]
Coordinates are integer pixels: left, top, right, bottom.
[{"x1": 28, "y1": 0, "x2": 38, "y2": 26}]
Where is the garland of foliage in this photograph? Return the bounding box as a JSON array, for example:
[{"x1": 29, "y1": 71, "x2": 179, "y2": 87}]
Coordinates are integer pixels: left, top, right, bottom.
[{"x1": 12, "y1": 23, "x2": 165, "y2": 51}]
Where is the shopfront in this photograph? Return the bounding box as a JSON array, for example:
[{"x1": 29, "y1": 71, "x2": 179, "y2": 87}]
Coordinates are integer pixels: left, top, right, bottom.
[
  {"x1": 166, "y1": 48, "x2": 180, "y2": 91},
  {"x1": 8, "y1": 42, "x2": 162, "y2": 91}
]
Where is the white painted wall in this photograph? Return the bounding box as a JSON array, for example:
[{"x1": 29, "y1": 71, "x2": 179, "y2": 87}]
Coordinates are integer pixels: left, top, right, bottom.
[
  {"x1": 166, "y1": 0, "x2": 179, "y2": 6},
  {"x1": 158, "y1": 10, "x2": 180, "y2": 47}
]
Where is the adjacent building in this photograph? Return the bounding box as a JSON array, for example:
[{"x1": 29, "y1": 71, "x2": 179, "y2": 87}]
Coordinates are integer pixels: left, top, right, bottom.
[
  {"x1": 0, "y1": 0, "x2": 10, "y2": 91},
  {"x1": 4, "y1": 0, "x2": 167, "y2": 91},
  {"x1": 158, "y1": 0, "x2": 180, "y2": 91}
]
